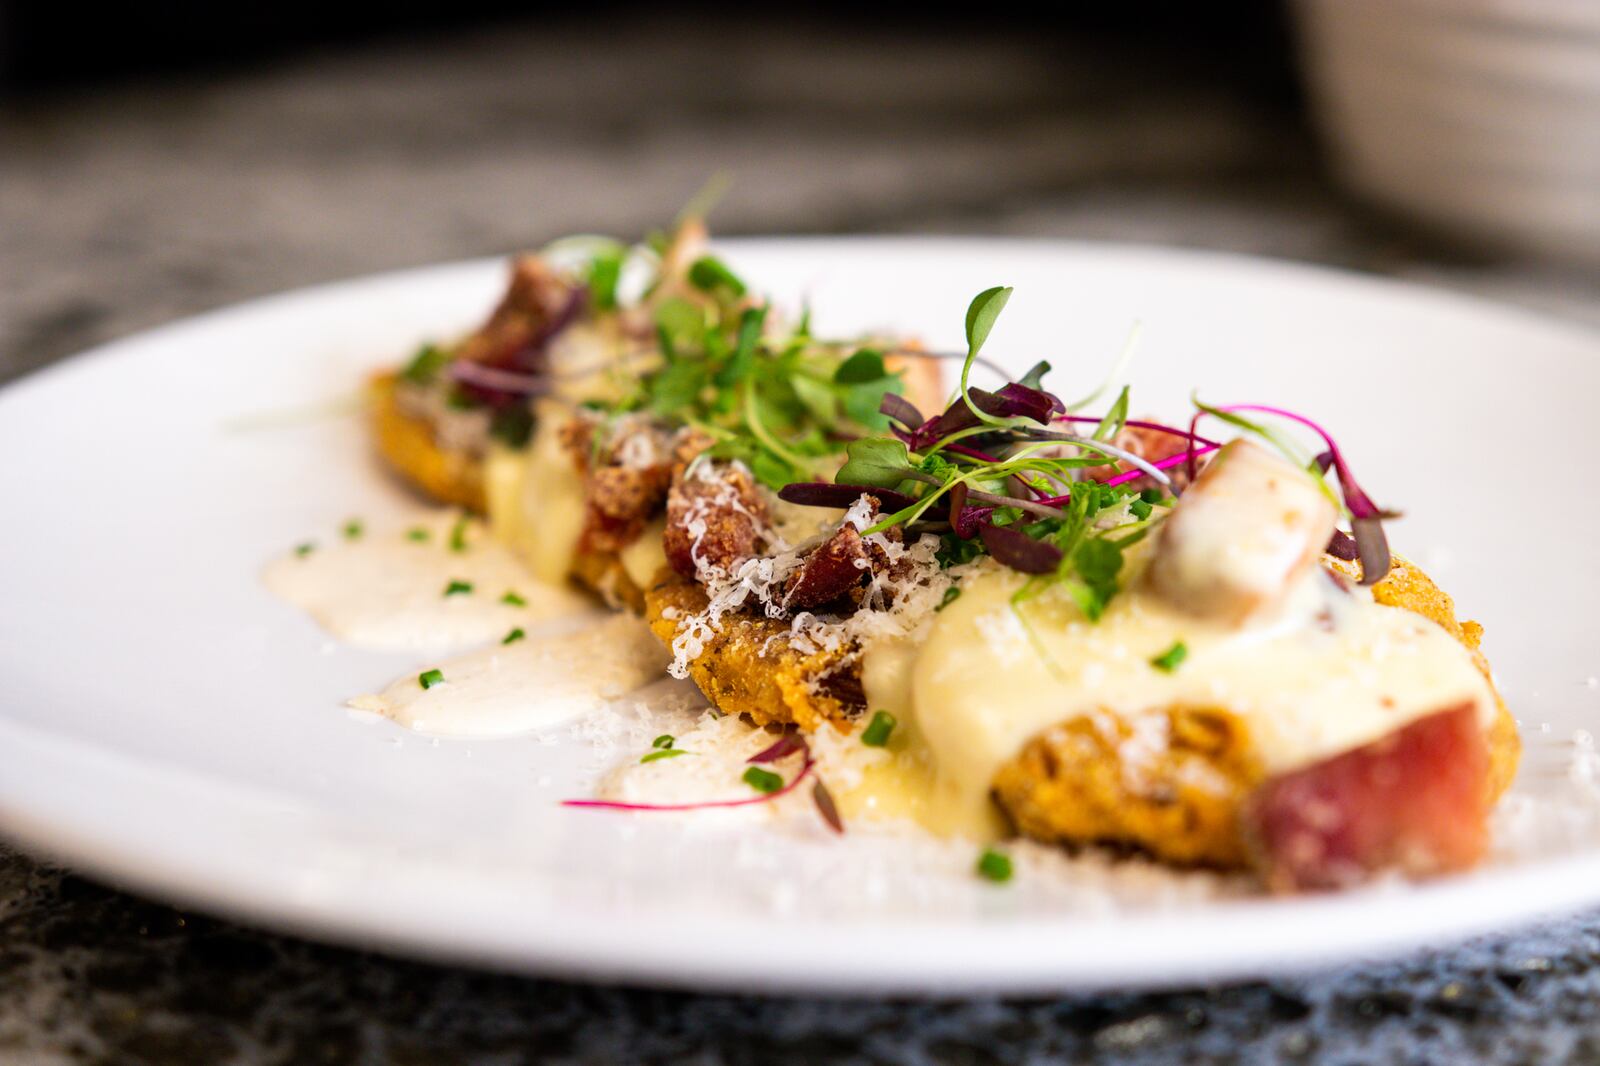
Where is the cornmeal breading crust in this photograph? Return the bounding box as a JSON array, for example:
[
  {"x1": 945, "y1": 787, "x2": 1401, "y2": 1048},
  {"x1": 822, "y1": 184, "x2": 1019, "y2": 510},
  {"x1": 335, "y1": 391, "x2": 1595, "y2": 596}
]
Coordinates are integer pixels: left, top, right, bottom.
[{"x1": 368, "y1": 372, "x2": 487, "y2": 513}]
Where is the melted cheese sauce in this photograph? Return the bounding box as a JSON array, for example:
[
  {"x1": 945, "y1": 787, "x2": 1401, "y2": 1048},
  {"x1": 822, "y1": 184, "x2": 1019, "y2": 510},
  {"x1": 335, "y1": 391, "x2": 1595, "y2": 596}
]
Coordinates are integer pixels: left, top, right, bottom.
[
  {"x1": 350, "y1": 615, "x2": 668, "y2": 737},
  {"x1": 263, "y1": 511, "x2": 593, "y2": 651},
  {"x1": 488, "y1": 401, "x2": 589, "y2": 585},
  {"x1": 861, "y1": 554, "x2": 1497, "y2": 839}
]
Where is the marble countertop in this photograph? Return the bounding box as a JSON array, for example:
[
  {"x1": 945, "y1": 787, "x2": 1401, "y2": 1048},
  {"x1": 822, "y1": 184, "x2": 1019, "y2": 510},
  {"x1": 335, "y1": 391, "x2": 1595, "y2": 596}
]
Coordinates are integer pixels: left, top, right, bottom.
[{"x1": 3, "y1": 18, "x2": 1598, "y2": 1064}]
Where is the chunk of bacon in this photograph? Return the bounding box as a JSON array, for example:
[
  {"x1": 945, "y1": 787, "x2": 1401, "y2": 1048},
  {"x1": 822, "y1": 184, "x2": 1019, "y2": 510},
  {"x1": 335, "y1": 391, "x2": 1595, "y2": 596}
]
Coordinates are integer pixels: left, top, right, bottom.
[
  {"x1": 456, "y1": 255, "x2": 582, "y2": 374},
  {"x1": 663, "y1": 463, "x2": 770, "y2": 579},
  {"x1": 1244, "y1": 703, "x2": 1489, "y2": 893},
  {"x1": 782, "y1": 526, "x2": 871, "y2": 610}
]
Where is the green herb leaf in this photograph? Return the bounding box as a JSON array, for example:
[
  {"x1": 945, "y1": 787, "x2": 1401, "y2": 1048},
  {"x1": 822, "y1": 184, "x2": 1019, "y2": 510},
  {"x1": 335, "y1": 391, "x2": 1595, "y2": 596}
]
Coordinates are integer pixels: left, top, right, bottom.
[
  {"x1": 400, "y1": 344, "x2": 448, "y2": 386},
  {"x1": 687, "y1": 255, "x2": 747, "y2": 298},
  {"x1": 834, "y1": 348, "x2": 887, "y2": 384},
  {"x1": 640, "y1": 748, "x2": 689, "y2": 764},
  {"x1": 837, "y1": 437, "x2": 915, "y2": 489},
  {"x1": 648, "y1": 358, "x2": 708, "y2": 415},
  {"x1": 418, "y1": 668, "x2": 445, "y2": 690},
  {"x1": 935, "y1": 586, "x2": 962, "y2": 612},
  {"x1": 341, "y1": 519, "x2": 364, "y2": 541},
  {"x1": 652, "y1": 734, "x2": 675, "y2": 750},
  {"x1": 406, "y1": 527, "x2": 430, "y2": 543},
  {"x1": 294, "y1": 542, "x2": 315, "y2": 558},
  {"x1": 586, "y1": 249, "x2": 624, "y2": 311},
  {"x1": 860, "y1": 710, "x2": 897, "y2": 747},
  {"x1": 742, "y1": 767, "x2": 784, "y2": 794},
  {"x1": 714, "y1": 305, "x2": 768, "y2": 388},
  {"x1": 654, "y1": 297, "x2": 705, "y2": 344},
  {"x1": 790, "y1": 374, "x2": 840, "y2": 426},
  {"x1": 1150, "y1": 641, "x2": 1188, "y2": 672},
  {"x1": 501, "y1": 590, "x2": 527, "y2": 607},
  {"x1": 964, "y1": 285, "x2": 1013, "y2": 357},
  {"x1": 1093, "y1": 385, "x2": 1131, "y2": 442},
  {"x1": 449, "y1": 515, "x2": 470, "y2": 553},
  {"x1": 976, "y1": 848, "x2": 1014, "y2": 883},
  {"x1": 443, "y1": 579, "x2": 474, "y2": 597},
  {"x1": 502, "y1": 627, "x2": 526, "y2": 645}
]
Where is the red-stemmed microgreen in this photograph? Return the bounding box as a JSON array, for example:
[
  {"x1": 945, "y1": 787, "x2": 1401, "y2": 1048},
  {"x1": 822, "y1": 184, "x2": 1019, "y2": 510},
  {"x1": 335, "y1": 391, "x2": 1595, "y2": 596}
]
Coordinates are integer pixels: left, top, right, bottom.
[{"x1": 561, "y1": 731, "x2": 844, "y2": 834}]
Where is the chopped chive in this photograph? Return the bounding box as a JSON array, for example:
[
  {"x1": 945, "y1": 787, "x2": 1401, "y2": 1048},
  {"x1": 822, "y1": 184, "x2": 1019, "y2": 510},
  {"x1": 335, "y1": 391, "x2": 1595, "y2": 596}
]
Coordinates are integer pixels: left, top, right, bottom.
[
  {"x1": 652, "y1": 735, "x2": 675, "y2": 750},
  {"x1": 640, "y1": 748, "x2": 689, "y2": 764},
  {"x1": 449, "y1": 515, "x2": 470, "y2": 552},
  {"x1": 418, "y1": 668, "x2": 444, "y2": 690},
  {"x1": 502, "y1": 627, "x2": 525, "y2": 645},
  {"x1": 1150, "y1": 641, "x2": 1188, "y2": 673},
  {"x1": 976, "y1": 848, "x2": 1013, "y2": 883},
  {"x1": 1129, "y1": 499, "x2": 1153, "y2": 520},
  {"x1": 501, "y1": 590, "x2": 527, "y2": 607},
  {"x1": 443, "y1": 579, "x2": 474, "y2": 597},
  {"x1": 935, "y1": 586, "x2": 962, "y2": 612},
  {"x1": 742, "y1": 767, "x2": 784, "y2": 794},
  {"x1": 294, "y1": 542, "x2": 316, "y2": 558},
  {"x1": 406, "y1": 527, "x2": 430, "y2": 543},
  {"x1": 342, "y1": 519, "x2": 364, "y2": 540},
  {"x1": 1139, "y1": 488, "x2": 1163, "y2": 504},
  {"x1": 860, "y1": 710, "x2": 897, "y2": 748}
]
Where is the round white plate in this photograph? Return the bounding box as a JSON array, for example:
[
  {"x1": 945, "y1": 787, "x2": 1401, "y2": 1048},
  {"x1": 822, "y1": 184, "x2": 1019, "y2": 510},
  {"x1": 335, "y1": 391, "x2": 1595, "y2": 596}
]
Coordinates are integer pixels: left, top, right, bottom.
[{"x1": 3, "y1": 238, "x2": 1599, "y2": 994}]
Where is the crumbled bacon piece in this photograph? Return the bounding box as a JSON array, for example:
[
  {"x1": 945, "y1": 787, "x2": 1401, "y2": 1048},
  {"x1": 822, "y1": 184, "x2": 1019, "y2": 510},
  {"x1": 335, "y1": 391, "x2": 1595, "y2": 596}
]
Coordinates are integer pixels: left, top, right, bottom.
[
  {"x1": 582, "y1": 465, "x2": 674, "y2": 553},
  {"x1": 562, "y1": 414, "x2": 679, "y2": 554},
  {"x1": 664, "y1": 463, "x2": 770, "y2": 579},
  {"x1": 782, "y1": 526, "x2": 872, "y2": 610},
  {"x1": 672, "y1": 427, "x2": 716, "y2": 469},
  {"x1": 1244, "y1": 702, "x2": 1489, "y2": 893},
  {"x1": 456, "y1": 255, "x2": 581, "y2": 373},
  {"x1": 780, "y1": 496, "x2": 912, "y2": 612}
]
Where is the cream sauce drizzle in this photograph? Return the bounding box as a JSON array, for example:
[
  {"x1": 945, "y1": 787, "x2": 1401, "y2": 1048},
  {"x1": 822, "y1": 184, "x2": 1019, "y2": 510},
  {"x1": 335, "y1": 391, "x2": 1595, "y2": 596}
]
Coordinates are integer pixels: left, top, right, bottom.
[
  {"x1": 263, "y1": 511, "x2": 594, "y2": 652},
  {"x1": 350, "y1": 615, "x2": 669, "y2": 738}
]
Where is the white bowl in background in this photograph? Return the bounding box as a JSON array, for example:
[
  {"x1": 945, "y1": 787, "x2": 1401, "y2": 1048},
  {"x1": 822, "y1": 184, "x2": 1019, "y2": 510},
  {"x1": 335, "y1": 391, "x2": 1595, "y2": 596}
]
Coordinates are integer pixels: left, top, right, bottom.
[{"x1": 1295, "y1": 0, "x2": 1600, "y2": 265}]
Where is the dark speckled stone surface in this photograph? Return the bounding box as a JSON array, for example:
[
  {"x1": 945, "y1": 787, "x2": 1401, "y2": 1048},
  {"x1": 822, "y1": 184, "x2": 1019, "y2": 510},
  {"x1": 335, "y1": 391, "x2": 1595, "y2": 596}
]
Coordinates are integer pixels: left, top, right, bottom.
[{"x1": 3, "y1": 18, "x2": 1598, "y2": 1064}]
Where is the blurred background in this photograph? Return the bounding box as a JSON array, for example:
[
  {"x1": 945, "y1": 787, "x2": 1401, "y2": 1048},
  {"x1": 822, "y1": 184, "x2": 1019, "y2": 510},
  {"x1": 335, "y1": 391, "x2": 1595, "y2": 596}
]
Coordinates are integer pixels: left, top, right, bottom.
[
  {"x1": 3, "y1": 0, "x2": 1595, "y2": 390},
  {"x1": 3, "y1": 3, "x2": 1600, "y2": 1061}
]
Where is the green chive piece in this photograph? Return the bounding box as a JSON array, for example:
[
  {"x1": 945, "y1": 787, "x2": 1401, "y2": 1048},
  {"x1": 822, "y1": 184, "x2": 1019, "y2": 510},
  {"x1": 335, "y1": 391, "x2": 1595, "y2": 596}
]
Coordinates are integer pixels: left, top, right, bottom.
[
  {"x1": 342, "y1": 519, "x2": 364, "y2": 540},
  {"x1": 935, "y1": 586, "x2": 962, "y2": 612},
  {"x1": 742, "y1": 767, "x2": 784, "y2": 794},
  {"x1": 418, "y1": 669, "x2": 445, "y2": 690},
  {"x1": 1140, "y1": 488, "x2": 1163, "y2": 504},
  {"x1": 652, "y1": 735, "x2": 675, "y2": 750},
  {"x1": 502, "y1": 627, "x2": 525, "y2": 645},
  {"x1": 501, "y1": 591, "x2": 527, "y2": 607},
  {"x1": 860, "y1": 710, "x2": 897, "y2": 748},
  {"x1": 449, "y1": 515, "x2": 470, "y2": 552},
  {"x1": 1129, "y1": 499, "x2": 1153, "y2": 520},
  {"x1": 1150, "y1": 641, "x2": 1188, "y2": 673},
  {"x1": 640, "y1": 749, "x2": 689, "y2": 764},
  {"x1": 406, "y1": 527, "x2": 430, "y2": 543},
  {"x1": 976, "y1": 848, "x2": 1014, "y2": 883},
  {"x1": 294, "y1": 542, "x2": 315, "y2": 558},
  {"x1": 443, "y1": 579, "x2": 474, "y2": 597}
]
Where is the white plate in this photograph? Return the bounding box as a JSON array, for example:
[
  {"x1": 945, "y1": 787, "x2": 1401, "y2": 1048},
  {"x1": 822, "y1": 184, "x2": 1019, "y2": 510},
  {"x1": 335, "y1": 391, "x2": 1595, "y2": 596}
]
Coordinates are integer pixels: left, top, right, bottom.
[{"x1": 3, "y1": 238, "x2": 1599, "y2": 994}]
